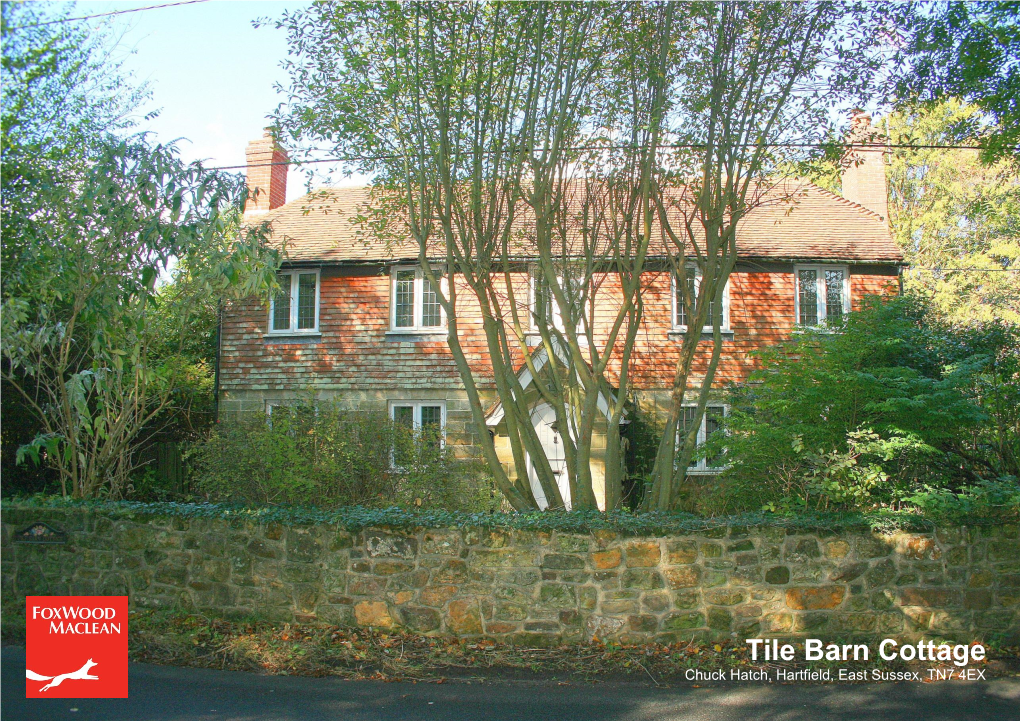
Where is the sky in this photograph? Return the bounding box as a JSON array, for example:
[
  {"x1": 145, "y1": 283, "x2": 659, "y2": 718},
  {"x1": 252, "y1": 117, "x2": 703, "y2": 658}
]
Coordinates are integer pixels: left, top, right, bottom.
[{"x1": 70, "y1": 0, "x2": 345, "y2": 201}]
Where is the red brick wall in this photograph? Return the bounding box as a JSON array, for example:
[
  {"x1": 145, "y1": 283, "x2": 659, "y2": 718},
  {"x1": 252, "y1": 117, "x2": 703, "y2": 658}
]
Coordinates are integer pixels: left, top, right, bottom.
[
  {"x1": 219, "y1": 264, "x2": 899, "y2": 396},
  {"x1": 244, "y1": 133, "x2": 288, "y2": 215}
]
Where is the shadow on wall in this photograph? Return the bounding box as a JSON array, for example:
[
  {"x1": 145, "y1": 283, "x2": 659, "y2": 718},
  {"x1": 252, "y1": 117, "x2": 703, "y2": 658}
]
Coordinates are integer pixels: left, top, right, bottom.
[{"x1": 1, "y1": 506, "x2": 1018, "y2": 648}]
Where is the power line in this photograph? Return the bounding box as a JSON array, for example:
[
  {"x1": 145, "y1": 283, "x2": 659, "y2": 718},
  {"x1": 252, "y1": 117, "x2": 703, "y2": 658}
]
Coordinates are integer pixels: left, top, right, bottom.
[
  {"x1": 214, "y1": 141, "x2": 998, "y2": 171},
  {"x1": 5, "y1": 0, "x2": 210, "y2": 30}
]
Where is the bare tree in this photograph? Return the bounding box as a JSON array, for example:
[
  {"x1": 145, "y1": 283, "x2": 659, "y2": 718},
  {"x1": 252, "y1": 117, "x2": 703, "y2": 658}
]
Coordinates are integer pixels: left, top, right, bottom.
[
  {"x1": 275, "y1": 1, "x2": 884, "y2": 511},
  {"x1": 639, "y1": 2, "x2": 885, "y2": 510},
  {"x1": 277, "y1": 2, "x2": 681, "y2": 510}
]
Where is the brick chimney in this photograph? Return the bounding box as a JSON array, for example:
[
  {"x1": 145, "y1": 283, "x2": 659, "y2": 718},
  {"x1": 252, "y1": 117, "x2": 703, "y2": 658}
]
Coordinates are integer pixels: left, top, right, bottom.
[
  {"x1": 840, "y1": 111, "x2": 888, "y2": 221},
  {"x1": 244, "y1": 129, "x2": 289, "y2": 217}
]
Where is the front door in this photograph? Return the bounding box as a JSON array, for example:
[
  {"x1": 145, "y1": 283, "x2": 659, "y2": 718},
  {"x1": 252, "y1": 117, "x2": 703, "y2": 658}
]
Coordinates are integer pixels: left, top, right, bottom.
[{"x1": 527, "y1": 403, "x2": 571, "y2": 510}]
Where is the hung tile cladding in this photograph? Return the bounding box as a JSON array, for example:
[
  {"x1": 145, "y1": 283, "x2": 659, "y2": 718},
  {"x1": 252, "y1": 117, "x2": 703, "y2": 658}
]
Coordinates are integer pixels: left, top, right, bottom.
[{"x1": 219, "y1": 118, "x2": 904, "y2": 470}]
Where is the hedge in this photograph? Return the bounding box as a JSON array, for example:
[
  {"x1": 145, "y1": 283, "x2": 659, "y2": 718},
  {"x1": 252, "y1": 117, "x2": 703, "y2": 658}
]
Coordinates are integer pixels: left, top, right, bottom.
[{"x1": 3, "y1": 496, "x2": 1008, "y2": 535}]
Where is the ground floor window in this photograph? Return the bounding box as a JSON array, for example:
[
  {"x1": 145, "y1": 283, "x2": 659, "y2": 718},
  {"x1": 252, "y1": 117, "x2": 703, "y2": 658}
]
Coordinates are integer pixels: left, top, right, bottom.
[
  {"x1": 389, "y1": 401, "x2": 446, "y2": 452},
  {"x1": 679, "y1": 404, "x2": 727, "y2": 473}
]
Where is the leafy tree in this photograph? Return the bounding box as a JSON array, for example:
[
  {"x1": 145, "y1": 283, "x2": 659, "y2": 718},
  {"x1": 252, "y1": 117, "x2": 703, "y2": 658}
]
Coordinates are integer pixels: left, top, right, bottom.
[
  {"x1": 708, "y1": 294, "x2": 1019, "y2": 514},
  {"x1": 897, "y1": 1, "x2": 1020, "y2": 162},
  {"x1": 808, "y1": 100, "x2": 1019, "y2": 323},
  {"x1": 2, "y1": 1, "x2": 142, "y2": 494},
  {"x1": 1, "y1": 2, "x2": 144, "y2": 294},
  {"x1": 1, "y1": 3, "x2": 280, "y2": 498},
  {"x1": 884, "y1": 101, "x2": 1020, "y2": 324}
]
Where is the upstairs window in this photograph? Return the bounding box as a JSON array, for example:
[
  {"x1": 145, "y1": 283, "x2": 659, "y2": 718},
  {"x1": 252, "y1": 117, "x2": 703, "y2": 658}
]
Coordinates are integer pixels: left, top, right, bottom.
[
  {"x1": 679, "y1": 404, "x2": 728, "y2": 473},
  {"x1": 531, "y1": 270, "x2": 587, "y2": 333},
  {"x1": 796, "y1": 265, "x2": 849, "y2": 327},
  {"x1": 269, "y1": 270, "x2": 320, "y2": 334},
  {"x1": 391, "y1": 266, "x2": 444, "y2": 331},
  {"x1": 673, "y1": 266, "x2": 729, "y2": 331}
]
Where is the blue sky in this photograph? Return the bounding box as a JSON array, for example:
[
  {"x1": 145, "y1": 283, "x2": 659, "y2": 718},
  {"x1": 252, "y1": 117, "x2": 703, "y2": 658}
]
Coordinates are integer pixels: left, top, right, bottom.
[{"x1": 72, "y1": 1, "x2": 341, "y2": 200}]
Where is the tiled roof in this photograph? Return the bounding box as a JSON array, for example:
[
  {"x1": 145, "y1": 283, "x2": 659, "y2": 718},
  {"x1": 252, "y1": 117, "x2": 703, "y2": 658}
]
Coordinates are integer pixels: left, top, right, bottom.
[{"x1": 259, "y1": 180, "x2": 903, "y2": 265}]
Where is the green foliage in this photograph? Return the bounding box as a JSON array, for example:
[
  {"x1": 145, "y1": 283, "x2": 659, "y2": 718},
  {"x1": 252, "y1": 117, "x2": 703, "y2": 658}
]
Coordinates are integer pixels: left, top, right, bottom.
[
  {"x1": 271, "y1": 1, "x2": 890, "y2": 513},
  {"x1": 803, "y1": 101, "x2": 1019, "y2": 325},
  {"x1": 898, "y1": 2, "x2": 1020, "y2": 162},
  {"x1": 7, "y1": 495, "x2": 1010, "y2": 535},
  {"x1": 190, "y1": 400, "x2": 497, "y2": 512},
  {"x1": 1, "y1": 3, "x2": 281, "y2": 499},
  {"x1": 705, "y1": 294, "x2": 1020, "y2": 514},
  {"x1": 882, "y1": 101, "x2": 1020, "y2": 324}
]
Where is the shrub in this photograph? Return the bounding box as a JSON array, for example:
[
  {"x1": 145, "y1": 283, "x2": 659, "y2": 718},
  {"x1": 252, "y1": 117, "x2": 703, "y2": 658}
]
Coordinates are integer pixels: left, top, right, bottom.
[
  {"x1": 704, "y1": 294, "x2": 1020, "y2": 514},
  {"x1": 189, "y1": 400, "x2": 496, "y2": 511}
]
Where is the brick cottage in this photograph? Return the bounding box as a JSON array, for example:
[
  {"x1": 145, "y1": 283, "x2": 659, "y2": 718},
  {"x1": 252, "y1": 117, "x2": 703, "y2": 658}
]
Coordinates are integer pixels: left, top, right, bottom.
[{"x1": 219, "y1": 116, "x2": 904, "y2": 508}]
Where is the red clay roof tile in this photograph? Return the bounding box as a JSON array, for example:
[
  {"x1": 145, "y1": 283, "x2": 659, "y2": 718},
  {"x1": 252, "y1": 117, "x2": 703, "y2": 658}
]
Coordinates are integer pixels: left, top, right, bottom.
[{"x1": 259, "y1": 180, "x2": 903, "y2": 265}]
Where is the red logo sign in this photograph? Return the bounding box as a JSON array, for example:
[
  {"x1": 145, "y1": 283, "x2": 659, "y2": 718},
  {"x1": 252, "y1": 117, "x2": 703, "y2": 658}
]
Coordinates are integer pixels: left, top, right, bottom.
[{"x1": 25, "y1": 596, "x2": 128, "y2": 698}]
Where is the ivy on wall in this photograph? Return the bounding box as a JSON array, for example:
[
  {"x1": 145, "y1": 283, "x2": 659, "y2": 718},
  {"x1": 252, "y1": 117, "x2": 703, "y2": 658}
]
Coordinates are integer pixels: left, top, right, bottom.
[{"x1": 8, "y1": 497, "x2": 1004, "y2": 535}]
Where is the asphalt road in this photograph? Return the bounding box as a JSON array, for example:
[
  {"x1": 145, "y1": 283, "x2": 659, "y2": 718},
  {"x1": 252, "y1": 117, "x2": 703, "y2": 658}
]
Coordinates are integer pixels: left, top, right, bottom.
[{"x1": 4, "y1": 646, "x2": 1019, "y2": 721}]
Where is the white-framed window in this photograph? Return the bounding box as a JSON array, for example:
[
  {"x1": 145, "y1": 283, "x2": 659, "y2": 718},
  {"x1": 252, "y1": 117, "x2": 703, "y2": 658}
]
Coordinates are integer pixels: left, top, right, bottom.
[
  {"x1": 530, "y1": 269, "x2": 587, "y2": 333},
  {"x1": 390, "y1": 265, "x2": 445, "y2": 331},
  {"x1": 269, "y1": 270, "x2": 320, "y2": 334},
  {"x1": 679, "y1": 404, "x2": 728, "y2": 473},
  {"x1": 672, "y1": 265, "x2": 730, "y2": 331},
  {"x1": 389, "y1": 400, "x2": 447, "y2": 466},
  {"x1": 265, "y1": 400, "x2": 290, "y2": 416},
  {"x1": 390, "y1": 401, "x2": 446, "y2": 437},
  {"x1": 264, "y1": 399, "x2": 314, "y2": 429},
  {"x1": 795, "y1": 265, "x2": 850, "y2": 327}
]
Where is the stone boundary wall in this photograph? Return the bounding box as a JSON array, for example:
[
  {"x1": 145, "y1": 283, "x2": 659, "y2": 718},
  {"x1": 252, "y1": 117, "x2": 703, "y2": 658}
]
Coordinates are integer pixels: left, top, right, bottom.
[{"x1": 2, "y1": 507, "x2": 1017, "y2": 645}]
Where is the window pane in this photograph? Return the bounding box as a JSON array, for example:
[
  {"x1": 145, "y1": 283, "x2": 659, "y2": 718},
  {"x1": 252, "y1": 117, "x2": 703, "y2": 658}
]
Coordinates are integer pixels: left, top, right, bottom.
[
  {"x1": 297, "y1": 273, "x2": 317, "y2": 329},
  {"x1": 420, "y1": 405, "x2": 442, "y2": 429},
  {"x1": 675, "y1": 272, "x2": 696, "y2": 327},
  {"x1": 680, "y1": 406, "x2": 698, "y2": 468},
  {"x1": 272, "y1": 273, "x2": 291, "y2": 331},
  {"x1": 798, "y1": 269, "x2": 818, "y2": 326},
  {"x1": 705, "y1": 406, "x2": 725, "y2": 468},
  {"x1": 420, "y1": 405, "x2": 443, "y2": 449},
  {"x1": 392, "y1": 405, "x2": 414, "y2": 428},
  {"x1": 533, "y1": 274, "x2": 552, "y2": 325},
  {"x1": 825, "y1": 269, "x2": 845, "y2": 324},
  {"x1": 395, "y1": 270, "x2": 415, "y2": 327},
  {"x1": 391, "y1": 405, "x2": 414, "y2": 466},
  {"x1": 421, "y1": 275, "x2": 442, "y2": 327}
]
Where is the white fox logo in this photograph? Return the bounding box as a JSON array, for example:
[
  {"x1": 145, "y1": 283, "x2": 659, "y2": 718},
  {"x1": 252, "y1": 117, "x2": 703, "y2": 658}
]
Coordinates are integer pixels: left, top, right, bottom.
[{"x1": 26, "y1": 659, "x2": 99, "y2": 692}]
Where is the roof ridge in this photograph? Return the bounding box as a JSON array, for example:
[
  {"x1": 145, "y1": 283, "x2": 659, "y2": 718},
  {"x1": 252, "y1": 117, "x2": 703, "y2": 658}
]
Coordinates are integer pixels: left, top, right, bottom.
[{"x1": 274, "y1": 180, "x2": 890, "y2": 224}]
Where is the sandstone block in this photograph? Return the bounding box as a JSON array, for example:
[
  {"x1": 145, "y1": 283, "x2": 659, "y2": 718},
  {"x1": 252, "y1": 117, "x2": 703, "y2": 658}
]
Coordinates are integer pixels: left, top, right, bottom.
[
  {"x1": 664, "y1": 566, "x2": 700, "y2": 589},
  {"x1": 354, "y1": 600, "x2": 394, "y2": 628},
  {"x1": 785, "y1": 586, "x2": 846, "y2": 610},
  {"x1": 625, "y1": 542, "x2": 661, "y2": 568},
  {"x1": 592, "y1": 549, "x2": 622, "y2": 569},
  {"x1": 447, "y1": 598, "x2": 482, "y2": 634},
  {"x1": 667, "y1": 541, "x2": 698, "y2": 564}
]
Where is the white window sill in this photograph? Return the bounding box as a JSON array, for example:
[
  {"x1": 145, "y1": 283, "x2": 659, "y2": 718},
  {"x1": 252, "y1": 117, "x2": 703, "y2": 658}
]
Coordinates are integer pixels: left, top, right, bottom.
[
  {"x1": 385, "y1": 329, "x2": 447, "y2": 341},
  {"x1": 525, "y1": 333, "x2": 589, "y2": 347},
  {"x1": 263, "y1": 332, "x2": 322, "y2": 344},
  {"x1": 792, "y1": 326, "x2": 842, "y2": 335},
  {"x1": 668, "y1": 328, "x2": 734, "y2": 340}
]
